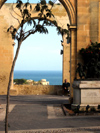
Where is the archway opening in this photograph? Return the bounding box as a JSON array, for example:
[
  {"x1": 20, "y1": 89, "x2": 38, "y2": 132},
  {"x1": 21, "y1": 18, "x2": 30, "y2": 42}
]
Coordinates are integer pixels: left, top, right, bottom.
[{"x1": 14, "y1": 20, "x2": 63, "y2": 85}]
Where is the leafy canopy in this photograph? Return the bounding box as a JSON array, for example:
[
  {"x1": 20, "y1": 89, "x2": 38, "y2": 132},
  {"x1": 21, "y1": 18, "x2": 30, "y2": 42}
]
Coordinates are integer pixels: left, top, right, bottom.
[
  {"x1": 76, "y1": 41, "x2": 100, "y2": 79},
  {"x1": 7, "y1": 0, "x2": 69, "y2": 42}
]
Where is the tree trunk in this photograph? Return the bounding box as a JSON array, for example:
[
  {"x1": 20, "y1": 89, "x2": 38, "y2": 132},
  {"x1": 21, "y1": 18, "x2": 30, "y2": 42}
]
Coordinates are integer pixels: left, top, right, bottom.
[
  {"x1": 5, "y1": 41, "x2": 21, "y2": 133},
  {"x1": 0, "y1": 0, "x2": 7, "y2": 9}
]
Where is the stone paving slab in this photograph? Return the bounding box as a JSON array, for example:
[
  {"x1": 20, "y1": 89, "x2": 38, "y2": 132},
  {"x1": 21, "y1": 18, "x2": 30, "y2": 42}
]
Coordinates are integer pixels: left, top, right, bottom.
[
  {"x1": 0, "y1": 104, "x2": 15, "y2": 121},
  {"x1": 1, "y1": 126, "x2": 100, "y2": 133},
  {"x1": 0, "y1": 95, "x2": 100, "y2": 133}
]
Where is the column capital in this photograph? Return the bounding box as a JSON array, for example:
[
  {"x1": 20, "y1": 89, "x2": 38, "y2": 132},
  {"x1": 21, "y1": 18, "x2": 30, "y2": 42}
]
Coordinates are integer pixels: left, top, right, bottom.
[{"x1": 69, "y1": 25, "x2": 77, "y2": 30}]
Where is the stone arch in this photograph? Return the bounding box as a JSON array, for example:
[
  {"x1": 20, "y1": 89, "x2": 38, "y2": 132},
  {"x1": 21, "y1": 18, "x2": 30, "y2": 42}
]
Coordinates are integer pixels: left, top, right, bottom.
[
  {"x1": 0, "y1": 0, "x2": 76, "y2": 25},
  {"x1": 0, "y1": 3, "x2": 71, "y2": 94},
  {"x1": 59, "y1": 0, "x2": 76, "y2": 25}
]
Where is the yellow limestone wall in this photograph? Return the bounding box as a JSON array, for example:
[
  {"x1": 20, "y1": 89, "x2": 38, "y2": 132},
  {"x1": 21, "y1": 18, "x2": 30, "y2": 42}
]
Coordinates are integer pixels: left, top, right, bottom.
[{"x1": 12, "y1": 85, "x2": 62, "y2": 95}]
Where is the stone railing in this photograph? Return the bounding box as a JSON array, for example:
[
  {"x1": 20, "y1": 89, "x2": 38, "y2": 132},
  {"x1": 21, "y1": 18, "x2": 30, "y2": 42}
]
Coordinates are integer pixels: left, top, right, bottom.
[{"x1": 9, "y1": 85, "x2": 63, "y2": 95}]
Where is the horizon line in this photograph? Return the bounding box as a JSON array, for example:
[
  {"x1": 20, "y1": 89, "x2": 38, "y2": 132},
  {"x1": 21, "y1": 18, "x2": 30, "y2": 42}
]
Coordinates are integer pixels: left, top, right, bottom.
[{"x1": 14, "y1": 70, "x2": 62, "y2": 71}]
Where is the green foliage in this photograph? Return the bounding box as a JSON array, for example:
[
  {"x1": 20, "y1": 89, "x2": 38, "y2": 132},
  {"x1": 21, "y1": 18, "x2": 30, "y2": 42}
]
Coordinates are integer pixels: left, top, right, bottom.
[
  {"x1": 76, "y1": 41, "x2": 100, "y2": 79},
  {"x1": 35, "y1": 3, "x2": 41, "y2": 11},
  {"x1": 49, "y1": 1, "x2": 54, "y2": 6},
  {"x1": 56, "y1": 26, "x2": 68, "y2": 36},
  {"x1": 98, "y1": 105, "x2": 100, "y2": 109},
  {"x1": 90, "y1": 107, "x2": 96, "y2": 112},
  {"x1": 7, "y1": 0, "x2": 69, "y2": 41},
  {"x1": 73, "y1": 105, "x2": 80, "y2": 113},
  {"x1": 16, "y1": 0, "x2": 23, "y2": 10},
  {"x1": 14, "y1": 79, "x2": 27, "y2": 84},
  {"x1": 36, "y1": 24, "x2": 48, "y2": 34},
  {"x1": 76, "y1": 63, "x2": 86, "y2": 79},
  {"x1": 41, "y1": 0, "x2": 46, "y2": 5},
  {"x1": 86, "y1": 105, "x2": 90, "y2": 112}
]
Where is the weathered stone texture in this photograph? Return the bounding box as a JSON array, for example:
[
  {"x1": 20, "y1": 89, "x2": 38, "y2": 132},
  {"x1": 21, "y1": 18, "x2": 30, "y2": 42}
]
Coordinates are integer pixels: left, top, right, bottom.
[
  {"x1": 73, "y1": 80, "x2": 100, "y2": 104},
  {"x1": 11, "y1": 85, "x2": 62, "y2": 95},
  {"x1": 0, "y1": 13, "x2": 13, "y2": 94}
]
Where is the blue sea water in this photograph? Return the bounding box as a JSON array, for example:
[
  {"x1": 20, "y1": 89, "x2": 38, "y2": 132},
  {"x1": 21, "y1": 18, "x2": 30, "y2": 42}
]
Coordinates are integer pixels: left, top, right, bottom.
[{"x1": 14, "y1": 71, "x2": 62, "y2": 85}]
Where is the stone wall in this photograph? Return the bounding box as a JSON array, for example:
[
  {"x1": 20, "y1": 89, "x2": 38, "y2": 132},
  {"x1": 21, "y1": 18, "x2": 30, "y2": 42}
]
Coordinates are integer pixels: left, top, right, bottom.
[{"x1": 9, "y1": 85, "x2": 63, "y2": 95}]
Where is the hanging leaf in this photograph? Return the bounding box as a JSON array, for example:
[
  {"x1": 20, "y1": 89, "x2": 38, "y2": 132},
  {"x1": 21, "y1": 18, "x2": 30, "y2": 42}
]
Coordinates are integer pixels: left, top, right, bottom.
[
  {"x1": 23, "y1": 9, "x2": 31, "y2": 18},
  {"x1": 39, "y1": 18, "x2": 44, "y2": 21},
  {"x1": 30, "y1": 4, "x2": 32, "y2": 10},
  {"x1": 46, "y1": 9, "x2": 51, "y2": 13},
  {"x1": 38, "y1": 13, "x2": 42, "y2": 17},
  {"x1": 16, "y1": 3, "x2": 22, "y2": 9},
  {"x1": 24, "y1": 2, "x2": 32, "y2": 10},
  {"x1": 24, "y1": 2, "x2": 29, "y2": 8},
  {"x1": 7, "y1": 28, "x2": 9, "y2": 32},
  {"x1": 13, "y1": 28, "x2": 17, "y2": 33},
  {"x1": 42, "y1": 5, "x2": 48, "y2": 10},
  {"x1": 49, "y1": 1, "x2": 54, "y2": 7},
  {"x1": 11, "y1": 34, "x2": 16, "y2": 39},
  {"x1": 32, "y1": 19, "x2": 36, "y2": 28},
  {"x1": 46, "y1": 12, "x2": 51, "y2": 17},
  {"x1": 40, "y1": 0, "x2": 46, "y2": 5},
  {"x1": 52, "y1": 20, "x2": 57, "y2": 26},
  {"x1": 36, "y1": 24, "x2": 48, "y2": 34},
  {"x1": 62, "y1": 29, "x2": 69, "y2": 34},
  {"x1": 44, "y1": 15, "x2": 47, "y2": 20},
  {"x1": 16, "y1": 0, "x2": 23, "y2": 9},
  {"x1": 16, "y1": 0, "x2": 23, "y2": 4},
  {"x1": 35, "y1": 4, "x2": 40, "y2": 11},
  {"x1": 23, "y1": 9, "x2": 29, "y2": 15},
  {"x1": 27, "y1": 19, "x2": 33, "y2": 26},
  {"x1": 51, "y1": 13, "x2": 54, "y2": 18},
  {"x1": 56, "y1": 26, "x2": 61, "y2": 35}
]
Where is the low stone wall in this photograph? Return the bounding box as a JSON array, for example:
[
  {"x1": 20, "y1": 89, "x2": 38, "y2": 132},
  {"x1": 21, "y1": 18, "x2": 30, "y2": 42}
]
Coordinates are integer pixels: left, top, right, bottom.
[{"x1": 10, "y1": 85, "x2": 62, "y2": 95}]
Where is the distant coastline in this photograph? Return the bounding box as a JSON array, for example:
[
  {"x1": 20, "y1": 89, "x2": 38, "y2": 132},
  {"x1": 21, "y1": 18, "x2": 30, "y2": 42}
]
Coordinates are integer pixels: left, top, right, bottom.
[{"x1": 14, "y1": 70, "x2": 62, "y2": 85}]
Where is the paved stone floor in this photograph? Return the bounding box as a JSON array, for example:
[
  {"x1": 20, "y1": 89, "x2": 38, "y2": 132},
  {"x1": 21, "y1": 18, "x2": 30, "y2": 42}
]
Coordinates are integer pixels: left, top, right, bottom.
[{"x1": 0, "y1": 95, "x2": 100, "y2": 133}]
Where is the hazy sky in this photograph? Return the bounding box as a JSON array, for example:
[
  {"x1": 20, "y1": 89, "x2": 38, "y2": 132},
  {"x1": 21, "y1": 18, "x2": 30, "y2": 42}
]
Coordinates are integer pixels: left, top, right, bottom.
[
  {"x1": 6, "y1": 0, "x2": 63, "y2": 71},
  {"x1": 14, "y1": 25, "x2": 63, "y2": 71}
]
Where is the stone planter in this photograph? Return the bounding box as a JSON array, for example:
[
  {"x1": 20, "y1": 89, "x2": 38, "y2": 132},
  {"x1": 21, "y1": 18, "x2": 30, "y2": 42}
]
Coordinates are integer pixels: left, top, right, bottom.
[{"x1": 72, "y1": 80, "x2": 100, "y2": 106}]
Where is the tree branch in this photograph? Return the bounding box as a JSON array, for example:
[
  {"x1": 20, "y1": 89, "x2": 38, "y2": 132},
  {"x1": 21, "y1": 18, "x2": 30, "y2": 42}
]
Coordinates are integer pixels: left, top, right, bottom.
[
  {"x1": 22, "y1": 29, "x2": 38, "y2": 41},
  {"x1": 23, "y1": 29, "x2": 33, "y2": 36}
]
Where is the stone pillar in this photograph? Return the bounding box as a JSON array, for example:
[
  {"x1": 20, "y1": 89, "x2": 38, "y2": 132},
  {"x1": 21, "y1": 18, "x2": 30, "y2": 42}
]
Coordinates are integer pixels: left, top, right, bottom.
[
  {"x1": 70, "y1": 26, "x2": 77, "y2": 99},
  {"x1": 62, "y1": 42, "x2": 70, "y2": 83},
  {"x1": 0, "y1": 12, "x2": 14, "y2": 94}
]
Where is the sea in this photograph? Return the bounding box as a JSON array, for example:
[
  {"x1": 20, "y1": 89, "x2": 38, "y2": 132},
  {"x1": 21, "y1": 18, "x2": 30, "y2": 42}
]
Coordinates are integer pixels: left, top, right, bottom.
[{"x1": 14, "y1": 70, "x2": 62, "y2": 85}]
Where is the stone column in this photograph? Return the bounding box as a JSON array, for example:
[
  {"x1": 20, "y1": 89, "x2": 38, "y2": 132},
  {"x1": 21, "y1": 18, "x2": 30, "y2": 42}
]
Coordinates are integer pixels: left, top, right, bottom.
[
  {"x1": 0, "y1": 17, "x2": 13, "y2": 94},
  {"x1": 70, "y1": 26, "x2": 77, "y2": 99},
  {"x1": 62, "y1": 42, "x2": 70, "y2": 83}
]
